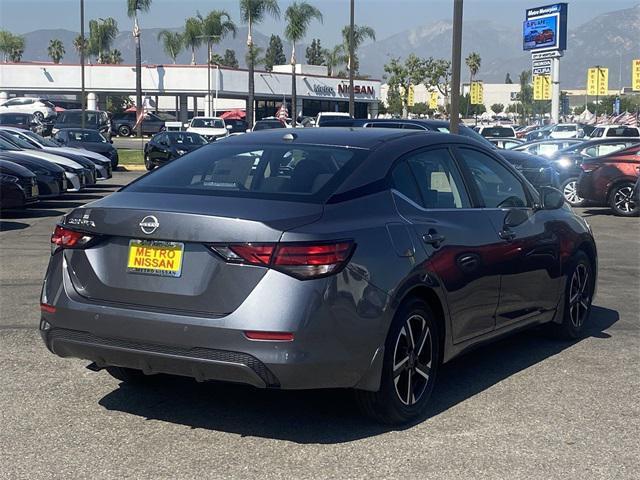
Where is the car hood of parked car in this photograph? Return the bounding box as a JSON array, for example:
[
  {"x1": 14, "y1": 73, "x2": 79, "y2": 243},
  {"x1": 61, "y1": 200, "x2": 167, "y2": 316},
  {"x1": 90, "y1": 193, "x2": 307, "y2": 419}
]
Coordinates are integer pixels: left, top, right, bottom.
[{"x1": 67, "y1": 142, "x2": 114, "y2": 155}]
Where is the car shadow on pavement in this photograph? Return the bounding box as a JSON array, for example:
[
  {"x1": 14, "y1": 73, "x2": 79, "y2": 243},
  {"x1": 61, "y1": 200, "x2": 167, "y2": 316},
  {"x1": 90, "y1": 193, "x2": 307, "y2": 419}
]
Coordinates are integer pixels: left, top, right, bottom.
[
  {"x1": 0, "y1": 220, "x2": 29, "y2": 232},
  {"x1": 0, "y1": 208, "x2": 66, "y2": 220},
  {"x1": 98, "y1": 305, "x2": 618, "y2": 444}
]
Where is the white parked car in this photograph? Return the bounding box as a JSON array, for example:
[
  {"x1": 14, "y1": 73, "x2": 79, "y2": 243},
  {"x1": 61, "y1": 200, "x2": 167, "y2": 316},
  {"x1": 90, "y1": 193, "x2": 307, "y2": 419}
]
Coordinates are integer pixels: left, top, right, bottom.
[
  {"x1": 587, "y1": 125, "x2": 640, "y2": 139},
  {"x1": 185, "y1": 117, "x2": 230, "y2": 141},
  {"x1": 549, "y1": 123, "x2": 582, "y2": 139},
  {"x1": 0, "y1": 97, "x2": 57, "y2": 121}
]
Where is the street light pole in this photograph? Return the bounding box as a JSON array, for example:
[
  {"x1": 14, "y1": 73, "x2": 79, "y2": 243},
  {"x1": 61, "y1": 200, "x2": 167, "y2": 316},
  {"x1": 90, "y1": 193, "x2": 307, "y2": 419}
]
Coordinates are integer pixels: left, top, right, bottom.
[
  {"x1": 80, "y1": 0, "x2": 85, "y2": 129},
  {"x1": 348, "y1": 0, "x2": 355, "y2": 117},
  {"x1": 450, "y1": 0, "x2": 464, "y2": 134}
]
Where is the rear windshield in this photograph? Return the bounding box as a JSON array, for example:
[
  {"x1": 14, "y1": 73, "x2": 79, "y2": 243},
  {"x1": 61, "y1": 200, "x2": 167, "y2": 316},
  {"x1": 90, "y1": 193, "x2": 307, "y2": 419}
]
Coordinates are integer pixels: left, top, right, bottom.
[
  {"x1": 191, "y1": 118, "x2": 224, "y2": 128},
  {"x1": 168, "y1": 132, "x2": 207, "y2": 145},
  {"x1": 606, "y1": 127, "x2": 639, "y2": 137},
  {"x1": 67, "y1": 130, "x2": 107, "y2": 143},
  {"x1": 125, "y1": 143, "x2": 367, "y2": 203},
  {"x1": 57, "y1": 111, "x2": 107, "y2": 126},
  {"x1": 254, "y1": 120, "x2": 284, "y2": 130},
  {"x1": 0, "y1": 113, "x2": 30, "y2": 125},
  {"x1": 318, "y1": 115, "x2": 352, "y2": 125},
  {"x1": 555, "y1": 125, "x2": 576, "y2": 132},
  {"x1": 480, "y1": 127, "x2": 515, "y2": 138}
]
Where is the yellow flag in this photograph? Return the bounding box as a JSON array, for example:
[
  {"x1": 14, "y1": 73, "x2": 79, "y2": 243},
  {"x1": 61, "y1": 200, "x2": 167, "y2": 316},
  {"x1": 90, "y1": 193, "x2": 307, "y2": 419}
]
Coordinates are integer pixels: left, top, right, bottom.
[
  {"x1": 407, "y1": 85, "x2": 415, "y2": 107},
  {"x1": 429, "y1": 91, "x2": 438, "y2": 109}
]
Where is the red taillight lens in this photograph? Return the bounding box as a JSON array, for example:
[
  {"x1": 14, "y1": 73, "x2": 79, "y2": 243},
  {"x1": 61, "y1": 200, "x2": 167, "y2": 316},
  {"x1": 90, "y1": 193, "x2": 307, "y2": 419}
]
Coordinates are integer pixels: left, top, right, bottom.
[
  {"x1": 210, "y1": 241, "x2": 354, "y2": 279},
  {"x1": 40, "y1": 303, "x2": 56, "y2": 314},
  {"x1": 51, "y1": 225, "x2": 94, "y2": 254},
  {"x1": 228, "y1": 244, "x2": 275, "y2": 265}
]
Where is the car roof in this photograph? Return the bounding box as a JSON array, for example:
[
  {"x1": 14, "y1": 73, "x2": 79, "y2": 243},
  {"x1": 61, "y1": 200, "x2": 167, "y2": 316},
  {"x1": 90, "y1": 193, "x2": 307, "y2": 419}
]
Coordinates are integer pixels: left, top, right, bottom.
[{"x1": 221, "y1": 126, "x2": 444, "y2": 149}]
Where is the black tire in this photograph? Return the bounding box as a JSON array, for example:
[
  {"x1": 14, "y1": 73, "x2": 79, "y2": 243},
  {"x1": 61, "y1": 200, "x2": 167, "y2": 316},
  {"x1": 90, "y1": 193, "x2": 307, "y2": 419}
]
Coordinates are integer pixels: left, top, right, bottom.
[
  {"x1": 106, "y1": 366, "x2": 151, "y2": 384},
  {"x1": 608, "y1": 182, "x2": 639, "y2": 217},
  {"x1": 549, "y1": 251, "x2": 594, "y2": 339},
  {"x1": 561, "y1": 177, "x2": 586, "y2": 207},
  {"x1": 118, "y1": 125, "x2": 132, "y2": 137},
  {"x1": 144, "y1": 154, "x2": 154, "y2": 171},
  {"x1": 356, "y1": 299, "x2": 440, "y2": 424}
]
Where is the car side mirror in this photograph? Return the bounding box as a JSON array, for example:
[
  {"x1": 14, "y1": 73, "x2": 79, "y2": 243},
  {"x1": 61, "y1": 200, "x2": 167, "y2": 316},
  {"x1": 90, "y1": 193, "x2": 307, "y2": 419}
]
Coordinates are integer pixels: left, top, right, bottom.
[{"x1": 538, "y1": 186, "x2": 565, "y2": 210}]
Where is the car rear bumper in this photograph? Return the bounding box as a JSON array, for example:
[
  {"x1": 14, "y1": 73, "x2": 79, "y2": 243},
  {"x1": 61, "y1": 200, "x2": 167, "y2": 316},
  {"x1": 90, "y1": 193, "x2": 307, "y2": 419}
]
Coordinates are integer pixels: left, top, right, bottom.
[{"x1": 40, "y1": 263, "x2": 389, "y2": 391}]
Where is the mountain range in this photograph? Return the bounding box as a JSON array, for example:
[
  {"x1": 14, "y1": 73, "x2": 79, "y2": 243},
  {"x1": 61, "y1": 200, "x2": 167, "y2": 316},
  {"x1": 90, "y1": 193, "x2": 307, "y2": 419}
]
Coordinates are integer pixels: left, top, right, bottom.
[{"x1": 14, "y1": 4, "x2": 640, "y2": 89}]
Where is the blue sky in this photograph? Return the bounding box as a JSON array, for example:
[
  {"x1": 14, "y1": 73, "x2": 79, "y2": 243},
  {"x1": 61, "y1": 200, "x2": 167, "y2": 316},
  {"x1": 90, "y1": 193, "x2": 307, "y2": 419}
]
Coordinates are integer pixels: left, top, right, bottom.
[{"x1": 1, "y1": 0, "x2": 637, "y2": 44}]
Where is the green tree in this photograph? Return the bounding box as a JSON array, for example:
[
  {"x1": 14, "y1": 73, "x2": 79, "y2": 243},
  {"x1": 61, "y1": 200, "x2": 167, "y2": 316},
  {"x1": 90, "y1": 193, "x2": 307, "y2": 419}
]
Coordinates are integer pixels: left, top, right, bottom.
[
  {"x1": 465, "y1": 52, "x2": 481, "y2": 85},
  {"x1": 518, "y1": 69, "x2": 533, "y2": 124},
  {"x1": 422, "y1": 58, "x2": 452, "y2": 110},
  {"x1": 106, "y1": 95, "x2": 133, "y2": 113},
  {"x1": 385, "y1": 85, "x2": 403, "y2": 116},
  {"x1": 341, "y1": 24, "x2": 375, "y2": 75},
  {"x1": 183, "y1": 17, "x2": 203, "y2": 65},
  {"x1": 383, "y1": 54, "x2": 424, "y2": 117},
  {"x1": 73, "y1": 34, "x2": 88, "y2": 58},
  {"x1": 324, "y1": 44, "x2": 345, "y2": 77},
  {"x1": 505, "y1": 72, "x2": 513, "y2": 84},
  {"x1": 264, "y1": 34, "x2": 286, "y2": 71},
  {"x1": 47, "y1": 38, "x2": 65, "y2": 64},
  {"x1": 460, "y1": 94, "x2": 486, "y2": 116},
  {"x1": 245, "y1": 44, "x2": 265, "y2": 69},
  {"x1": 284, "y1": 1, "x2": 323, "y2": 124},
  {"x1": 88, "y1": 17, "x2": 118, "y2": 63},
  {"x1": 305, "y1": 38, "x2": 324, "y2": 65},
  {"x1": 223, "y1": 48, "x2": 239, "y2": 68},
  {"x1": 106, "y1": 49, "x2": 123, "y2": 64},
  {"x1": 0, "y1": 31, "x2": 25, "y2": 62},
  {"x1": 491, "y1": 103, "x2": 504, "y2": 115},
  {"x1": 240, "y1": 0, "x2": 280, "y2": 126},
  {"x1": 127, "y1": 0, "x2": 152, "y2": 137},
  {"x1": 198, "y1": 10, "x2": 236, "y2": 64},
  {"x1": 157, "y1": 30, "x2": 183, "y2": 63}
]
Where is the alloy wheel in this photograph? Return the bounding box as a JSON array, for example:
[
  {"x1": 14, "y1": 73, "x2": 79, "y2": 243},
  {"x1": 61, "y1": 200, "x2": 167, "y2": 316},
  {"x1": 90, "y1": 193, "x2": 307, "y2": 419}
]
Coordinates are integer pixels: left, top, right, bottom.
[
  {"x1": 612, "y1": 186, "x2": 636, "y2": 214},
  {"x1": 563, "y1": 180, "x2": 583, "y2": 206},
  {"x1": 392, "y1": 314, "x2": 432, "y2": 406},
  {"x1": 569, "y1": 263, "x2": 591, "y2": 328}
]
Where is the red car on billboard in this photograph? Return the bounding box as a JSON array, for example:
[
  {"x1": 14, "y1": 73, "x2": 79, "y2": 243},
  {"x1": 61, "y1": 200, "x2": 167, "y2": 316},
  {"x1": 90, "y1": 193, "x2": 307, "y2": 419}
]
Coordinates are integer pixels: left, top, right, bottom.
[
  {"x1": 577, "y1": 143, "x2": 640, "y2": 216},
  {"x1": 535, "y1": 29, "x2": 554, "y2": 44}
]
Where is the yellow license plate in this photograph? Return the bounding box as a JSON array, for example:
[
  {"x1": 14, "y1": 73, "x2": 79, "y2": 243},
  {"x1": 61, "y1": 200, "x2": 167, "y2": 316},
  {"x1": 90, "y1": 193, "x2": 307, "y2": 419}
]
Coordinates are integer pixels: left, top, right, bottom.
[{"x1": 127, "y1": 240, "x2": 184, "y2": 277}]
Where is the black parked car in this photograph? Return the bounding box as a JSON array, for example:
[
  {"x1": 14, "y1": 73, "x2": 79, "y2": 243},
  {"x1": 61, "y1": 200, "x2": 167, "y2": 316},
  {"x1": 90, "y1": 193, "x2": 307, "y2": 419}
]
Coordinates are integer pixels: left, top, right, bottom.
[
  {"x1": 52, "y1": 110, "x2": 111, "y2": 139},
  {"x1": 111, "y1": 111, "x2": 165, "y2": 137},
  {"x1": 52, "y1": 128, "x2": 119, "y2": 168},
  {"x1": 143, "y1": 131, "x2": 208, "y2": 170},
  {"x1": 323, "y1": 118, "x2": 560, "y2": 191},
  {"x1": 0, "y1": 150, "x2": 66, "y2": 198},
  {"x1": 0, "y1": 159, "x2": 39, "y2": 208},
  {"x1": 0, "y1": 112, "x2": 44, "y2": 135}
]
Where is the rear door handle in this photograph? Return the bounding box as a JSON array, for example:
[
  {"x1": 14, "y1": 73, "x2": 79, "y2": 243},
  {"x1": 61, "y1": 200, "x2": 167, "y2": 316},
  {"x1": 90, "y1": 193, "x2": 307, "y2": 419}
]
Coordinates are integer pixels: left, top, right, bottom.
[
  {"x1": 499, "y1": 229, "x2": 516, "y2": 241},
  {"x1": 422, "y1": 231, "x2": 445, "y2": 248}
]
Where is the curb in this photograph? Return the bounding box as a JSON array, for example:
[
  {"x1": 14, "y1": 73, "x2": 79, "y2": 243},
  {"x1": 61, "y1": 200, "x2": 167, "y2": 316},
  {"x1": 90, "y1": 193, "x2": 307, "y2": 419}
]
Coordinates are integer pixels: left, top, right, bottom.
[{"x1": 117, "y1": 165, "x2": 147, "y2": 172}]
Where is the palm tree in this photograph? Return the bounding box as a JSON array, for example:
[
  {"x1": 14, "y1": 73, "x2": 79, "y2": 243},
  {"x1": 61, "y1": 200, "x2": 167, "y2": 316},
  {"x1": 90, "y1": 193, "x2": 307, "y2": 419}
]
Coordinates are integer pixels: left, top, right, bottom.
[
  {"x1": 127, "y1": 0, "x2": 153, "y2": 137},
  {"x1": 198, "y1": 10, "x2": 237, "y2": 63},
  {"x1": 324, "y1": 44, "x2": 345, "y2": 77},
  {"x1": 157, "y1": 30, "x2": 183, "y2": 63},
  {"x1": 341, "y1": 24, "x2": 375, "y2": 75},
  {"x1": 465, "y1": 51, "x2": 481, "y2": 86},
  {"x1": 88, "y1": 18, "x2": 118, "y2": 63},
  {"x1": 284, "y1": 1, "x2": 323, "y2": 125},
  {"x1": 73, "y1": 34, "x2": 88, "y2": 58},
  {"x1": 107, "y1": 49, "x2": 123, "y2": 64},
  {"x1": 47, "y1": 39, "x2": 65, "y2": 64},
  {"x1": 183, "y1": 17, "x2": 202, "y2": 65},
  {"x1": 245, "y1": 44, "x2": 265, "y2": 70},
  {"x1": 240, "y1": 0, "x2": 280, "y2": 127},
  {"x1": 0, "y1": 31, "x2": 25, "y2": 63}
]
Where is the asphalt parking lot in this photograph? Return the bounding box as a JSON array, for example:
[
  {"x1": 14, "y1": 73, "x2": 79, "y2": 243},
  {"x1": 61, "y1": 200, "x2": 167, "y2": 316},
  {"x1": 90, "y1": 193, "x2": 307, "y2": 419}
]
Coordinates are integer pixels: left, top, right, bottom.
[{"x1": 1, "y1": 172, "x2": 638, "y2": 479}]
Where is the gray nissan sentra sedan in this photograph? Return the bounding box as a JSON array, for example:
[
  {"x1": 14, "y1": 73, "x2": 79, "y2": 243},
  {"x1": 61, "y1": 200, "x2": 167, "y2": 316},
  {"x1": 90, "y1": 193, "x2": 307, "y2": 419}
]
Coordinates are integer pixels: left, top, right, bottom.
[{"x1": 40, "y1": 128, "x2": 597, "y2": 424}]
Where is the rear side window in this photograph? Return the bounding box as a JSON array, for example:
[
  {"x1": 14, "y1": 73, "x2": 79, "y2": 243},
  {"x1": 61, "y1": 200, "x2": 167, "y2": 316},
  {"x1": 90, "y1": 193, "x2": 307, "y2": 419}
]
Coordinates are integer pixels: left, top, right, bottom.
[
  {"x1": 590, "y1": 128, "x2": 604, "y2": 138},
  {"x1": 126, "y1": 144, "x2": 367, "y2": 203},
  {"x1": 480, "y1": 127, "x2": 515, "y2": 138},
  {"x1": 457, "y1": 148, "x2": 530, "y2": 208},
  {"x1": 606, "y1": 127, "x2": 639, "y2": 137}
]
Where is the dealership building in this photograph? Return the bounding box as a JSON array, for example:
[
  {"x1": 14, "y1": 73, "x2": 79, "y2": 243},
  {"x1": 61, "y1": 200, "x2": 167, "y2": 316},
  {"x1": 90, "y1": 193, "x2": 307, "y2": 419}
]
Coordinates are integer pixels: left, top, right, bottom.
[{"x1": 0, "y1": 63, "x2": 381, "y2": 120}]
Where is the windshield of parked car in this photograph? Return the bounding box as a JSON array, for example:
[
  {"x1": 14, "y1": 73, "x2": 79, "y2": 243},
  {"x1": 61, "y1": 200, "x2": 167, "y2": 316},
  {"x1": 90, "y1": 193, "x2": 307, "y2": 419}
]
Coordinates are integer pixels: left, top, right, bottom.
[
  {"x1": 555, "y1": 125, "x2": 576, "y2": 132},
  {"x1": 0, "y1": 137, "x2": 20, "y2": 150},
  {"x1": 0, "y1": 113, "x2": 30, "y2": 126},
  {"x1": 253, "y1": 120, "x2": 285, "y2": 131},
  {"x1": 125, "y1": 143, "x2": 367, "y2": 203},
  {"x1": 191, "y1": 118, "x2": 224, "y2": 128},
  {"x1": 0, "y1": 132, "x2": 33, "y2": 149},
  {"x1": 21, "y1": 130, "x2": 59, "y2": 147},
  {"x1": 66, "y1": 130, "x2": 108, "y2": 143},
  {"x1": 168, "y1": 132, "x2": 207, "y2": 146}
]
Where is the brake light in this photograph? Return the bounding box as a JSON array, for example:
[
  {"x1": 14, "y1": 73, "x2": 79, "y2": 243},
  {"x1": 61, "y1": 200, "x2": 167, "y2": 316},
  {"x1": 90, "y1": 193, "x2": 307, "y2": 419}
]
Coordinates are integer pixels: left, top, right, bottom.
[
  {"x1": 210, "y1": 241, "x2": 355, "y2": 279},
  {"x1": 40, "y1": 303, "x2": 56, "y2": 314},
  {"x1": 51, "y1": 225, "x2": 94, "y2": 254}
]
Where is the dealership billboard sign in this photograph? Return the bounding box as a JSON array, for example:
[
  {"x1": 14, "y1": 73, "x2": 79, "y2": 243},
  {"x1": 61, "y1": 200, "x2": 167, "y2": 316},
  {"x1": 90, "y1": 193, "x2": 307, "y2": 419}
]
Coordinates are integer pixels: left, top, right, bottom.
[{"x1": 523, "y1": 3, "x2": 567, "y2": 52}]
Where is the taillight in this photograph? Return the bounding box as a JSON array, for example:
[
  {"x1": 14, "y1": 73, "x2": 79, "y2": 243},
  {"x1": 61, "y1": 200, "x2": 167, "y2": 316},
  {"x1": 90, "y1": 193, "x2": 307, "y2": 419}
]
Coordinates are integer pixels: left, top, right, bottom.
[
  {"x1": 210, "y1": 241, "x2": 355, "y2": 279},
  {"x1": 51, "y1": 225, "x2": 94, "y2": 254}
]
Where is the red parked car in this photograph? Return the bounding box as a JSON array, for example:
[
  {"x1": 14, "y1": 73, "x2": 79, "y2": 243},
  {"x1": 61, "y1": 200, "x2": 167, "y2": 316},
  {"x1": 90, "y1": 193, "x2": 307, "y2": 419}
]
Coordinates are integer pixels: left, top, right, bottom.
[{"x1": 577, "y1": 143, "x2": 640, "y2": 216}]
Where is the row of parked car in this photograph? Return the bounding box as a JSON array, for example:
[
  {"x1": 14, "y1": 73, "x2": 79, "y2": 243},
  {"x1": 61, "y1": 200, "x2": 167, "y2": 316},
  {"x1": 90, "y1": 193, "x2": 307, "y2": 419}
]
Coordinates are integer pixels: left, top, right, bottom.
[{"x1": 0, "y1": 127, "x2": 119, "y2": 210}]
